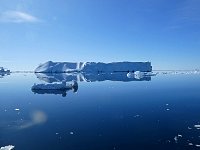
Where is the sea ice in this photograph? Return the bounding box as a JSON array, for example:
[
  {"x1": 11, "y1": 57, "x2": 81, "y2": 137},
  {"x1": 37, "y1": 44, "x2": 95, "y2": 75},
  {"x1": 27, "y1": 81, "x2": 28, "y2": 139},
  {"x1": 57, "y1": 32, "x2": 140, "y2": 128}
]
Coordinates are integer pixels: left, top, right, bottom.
[
  {"x1": 194, "y1": 125, "x2": 200, "y2": 128},
  {"x1": 0, "y1": 145, "x2": 14, "y2": 150}
]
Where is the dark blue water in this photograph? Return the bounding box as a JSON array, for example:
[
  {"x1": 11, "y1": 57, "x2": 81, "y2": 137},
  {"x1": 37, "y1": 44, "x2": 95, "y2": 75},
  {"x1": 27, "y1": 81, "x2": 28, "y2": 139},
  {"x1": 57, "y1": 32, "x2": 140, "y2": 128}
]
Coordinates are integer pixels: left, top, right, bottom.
[{"x1": 1, "y1": 73, "x2": 200, "y2": 150}]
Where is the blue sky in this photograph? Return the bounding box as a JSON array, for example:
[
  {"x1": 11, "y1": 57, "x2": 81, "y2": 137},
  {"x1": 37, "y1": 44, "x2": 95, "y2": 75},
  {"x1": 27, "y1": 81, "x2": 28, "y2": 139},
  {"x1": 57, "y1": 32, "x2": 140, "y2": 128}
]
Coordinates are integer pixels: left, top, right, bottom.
[{"x1": 0, "y1": 0, "x2": 200, "y2": 71}]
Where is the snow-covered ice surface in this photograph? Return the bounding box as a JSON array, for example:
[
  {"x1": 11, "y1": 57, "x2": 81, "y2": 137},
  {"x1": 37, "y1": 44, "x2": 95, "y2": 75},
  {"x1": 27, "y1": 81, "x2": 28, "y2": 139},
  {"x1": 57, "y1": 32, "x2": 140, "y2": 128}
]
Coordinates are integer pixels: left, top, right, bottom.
[
  {"x1": 0, "y1": 145, "x2": 14, "y2": 150},
  {"x1": 35, "y1": 61, "x2": 152, "y2": 73}
]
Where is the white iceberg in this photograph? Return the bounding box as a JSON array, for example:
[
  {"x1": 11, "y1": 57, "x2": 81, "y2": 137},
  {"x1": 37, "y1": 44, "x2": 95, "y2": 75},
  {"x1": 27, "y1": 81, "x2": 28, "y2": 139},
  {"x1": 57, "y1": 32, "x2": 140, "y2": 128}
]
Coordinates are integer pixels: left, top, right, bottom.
[
  {"x1": 0, "y1": 67, "x2": 10, "y2": 77},
  {"x1": 35, "y1": 61, "x2": 152, "y2": 73},
  {"x1": 0, "y1": 145, "x2": 14, "y2": 150}
]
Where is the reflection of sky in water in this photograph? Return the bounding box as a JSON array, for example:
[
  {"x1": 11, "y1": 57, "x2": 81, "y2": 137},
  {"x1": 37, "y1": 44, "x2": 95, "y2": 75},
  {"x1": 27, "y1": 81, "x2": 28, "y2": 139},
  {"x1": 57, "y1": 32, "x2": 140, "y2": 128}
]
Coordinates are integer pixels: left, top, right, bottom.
[{"x1": 0, "y1": 73, "x2": 200, "y2": 149}]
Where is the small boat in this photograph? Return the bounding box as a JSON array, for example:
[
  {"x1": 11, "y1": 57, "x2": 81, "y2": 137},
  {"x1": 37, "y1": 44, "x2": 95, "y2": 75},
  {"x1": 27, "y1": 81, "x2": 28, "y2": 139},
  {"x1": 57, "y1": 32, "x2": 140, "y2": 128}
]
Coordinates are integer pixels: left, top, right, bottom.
[
  {"x1": 31, "y1": 81, "x2": 78, "y2": 90},
  {"x1": 31, "y1": 81, "x2": 78, "y2": 97}
]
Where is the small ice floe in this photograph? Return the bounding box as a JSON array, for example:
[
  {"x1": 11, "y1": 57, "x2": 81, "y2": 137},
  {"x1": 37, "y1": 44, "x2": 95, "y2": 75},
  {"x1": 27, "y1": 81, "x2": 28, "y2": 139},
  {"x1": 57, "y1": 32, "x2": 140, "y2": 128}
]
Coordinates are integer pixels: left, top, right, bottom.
[
  {"x1": 196, "y1": 145, "x2": 200, "y2": 147},
  {"x1": 56, "y1": 133, "x2": 59, "y2": 135},
  {"x1": 174, "y1": 136, "x2": 178, "y2": 143},
  {"x1": 14, "y1": 108, "x2": 20, "y2": 111},
  {"x1": 188, "y1": 126, "x2": 192, "y2": 130},
  {"x1": 0, "y1": 145, "x2": 14, "y2": 150},
  {"x1": 127, "y1": 72, "x2": 139, "y2": 78},
  {"x1": 194, "y1": 125, "x2": 200, "y2": 128},
  {"x1": 134, "y1": 71, "x2": 144, "y2": 78},
  {"x1": 174, "y1": 134, "x2": 182, "y2": 143},
  {"x1": 134, "y1": 115, "x2": 140, "y2": 118},
  {"x1": 166, "y1": 108, "x2": 170, "y2": 111},
  {"x1": 188, "y1": 143, "x2": 193, "y2": 146},
  {"x1": 166, "y1": 140, "x2": 171, "y2": 143},
  {"x1": 166, "y1": 104, "x2": 169, "y2": 106},
  {"x1": 178, "y1": 134, "x2": 182, "y2": 138},
  {"x1": 70, "y1": 132, "x2": 74, "y2": 135}
]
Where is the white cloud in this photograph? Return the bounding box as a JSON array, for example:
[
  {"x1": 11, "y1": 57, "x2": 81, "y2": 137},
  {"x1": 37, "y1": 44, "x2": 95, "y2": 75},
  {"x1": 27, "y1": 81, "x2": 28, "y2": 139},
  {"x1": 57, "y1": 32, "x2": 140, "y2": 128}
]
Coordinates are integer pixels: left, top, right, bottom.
[{"x1": 0, "y1": 11, "x2": 40, "y2": 23}]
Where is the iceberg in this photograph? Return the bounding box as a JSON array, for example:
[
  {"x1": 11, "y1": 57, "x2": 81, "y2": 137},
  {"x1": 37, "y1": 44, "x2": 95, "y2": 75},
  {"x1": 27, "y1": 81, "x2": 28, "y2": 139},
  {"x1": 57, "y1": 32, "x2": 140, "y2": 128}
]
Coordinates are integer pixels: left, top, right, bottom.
[
  {"x1": 35, "y1": 61, "x2": 152, "y2": 73},
  {"x1": 0, "y1": 67, "x2": 10, "y2": 77}
]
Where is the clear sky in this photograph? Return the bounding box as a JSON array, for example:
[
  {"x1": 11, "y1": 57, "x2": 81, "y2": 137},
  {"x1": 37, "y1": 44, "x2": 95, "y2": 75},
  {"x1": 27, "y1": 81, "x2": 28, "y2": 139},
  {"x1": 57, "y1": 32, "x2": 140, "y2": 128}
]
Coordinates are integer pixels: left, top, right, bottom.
[{"x1": 0, "y1": 0, "x2": 200, "y2": 71}]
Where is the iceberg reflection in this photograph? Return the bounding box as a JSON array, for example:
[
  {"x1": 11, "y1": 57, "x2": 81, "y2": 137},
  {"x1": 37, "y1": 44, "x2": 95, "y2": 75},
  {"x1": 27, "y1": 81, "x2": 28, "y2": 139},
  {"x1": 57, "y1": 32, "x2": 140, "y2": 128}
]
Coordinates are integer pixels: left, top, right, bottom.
[
  {"x1": 32, "y1": 72, "x2": 152, "y2": 96},
  {"x1": 35, "y1": 72, "x2": 152, "y2": 83}
]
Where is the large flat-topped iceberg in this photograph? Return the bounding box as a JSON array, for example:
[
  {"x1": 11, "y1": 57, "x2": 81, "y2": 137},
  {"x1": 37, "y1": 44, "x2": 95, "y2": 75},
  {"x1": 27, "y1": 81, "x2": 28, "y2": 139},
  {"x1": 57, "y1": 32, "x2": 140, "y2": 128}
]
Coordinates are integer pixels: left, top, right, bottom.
[{"x1": 35, "y1": 61, "x2": 152, "y2": 73}]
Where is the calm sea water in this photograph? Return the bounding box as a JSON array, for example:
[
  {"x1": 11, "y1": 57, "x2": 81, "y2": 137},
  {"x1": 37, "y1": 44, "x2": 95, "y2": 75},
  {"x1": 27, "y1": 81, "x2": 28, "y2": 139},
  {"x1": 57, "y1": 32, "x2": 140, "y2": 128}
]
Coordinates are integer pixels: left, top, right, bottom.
[{"x1": 1, "y1": 73, "x2": 200, "y2": 150}]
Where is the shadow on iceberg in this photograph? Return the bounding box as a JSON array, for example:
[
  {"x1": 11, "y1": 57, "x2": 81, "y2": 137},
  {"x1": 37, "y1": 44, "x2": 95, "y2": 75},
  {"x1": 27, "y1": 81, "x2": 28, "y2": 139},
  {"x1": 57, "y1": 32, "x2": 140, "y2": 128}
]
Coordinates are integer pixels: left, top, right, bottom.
[
  {"x1": 35, "y1": 72, "x2": 152, "y2": 83},
  {"x1": 31, "y1": 81, "x2": 78, "y2": 97}
]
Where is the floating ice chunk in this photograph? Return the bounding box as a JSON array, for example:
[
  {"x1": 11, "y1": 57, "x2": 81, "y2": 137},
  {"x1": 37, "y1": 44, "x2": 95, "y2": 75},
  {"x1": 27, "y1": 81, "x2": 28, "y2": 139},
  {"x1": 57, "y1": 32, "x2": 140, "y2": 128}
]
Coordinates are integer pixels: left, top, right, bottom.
[
  {"x1": 0, "y1": 145, "x2": 14, "y2": 150},
  {"x1": 196, "y1": 145, "x2": 200, "y2": 147},
  {"x1": 178, "y1": 134, "x2": 182, "y2": 137},
  {"x1": 127, "y1": 71, "x2": 147, "y2": 79},
  {"x1": 174, "y1": 136, "x2": 178, "y2": 143},
  {"x1": 126, "y1": 72, "x2": 135, "y2": 78},
  {"x1": 70, "y1": 132, "x2": 74, "y2": 135},
  {"x1": 188, "y1": 143, "x2": 193, "y2": 146},
  {"x1": 134, "y1": 115, "x2": 140, "y2": 118},
  {"x1": 133, "y1": 71, "x2": 145, "y2": 79},
  {"x1": 194, "y1": 125, "x2": 200, "y2": 128},
  {"x1": 174, "y1": 134, "x2": 182, "y2": 143},
  {"x1": 188, "y1": 127, "x2": 192, "y2": 130},
  {"x1": 14, "y1": 108, "x2": 20, "y2": 111}
]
